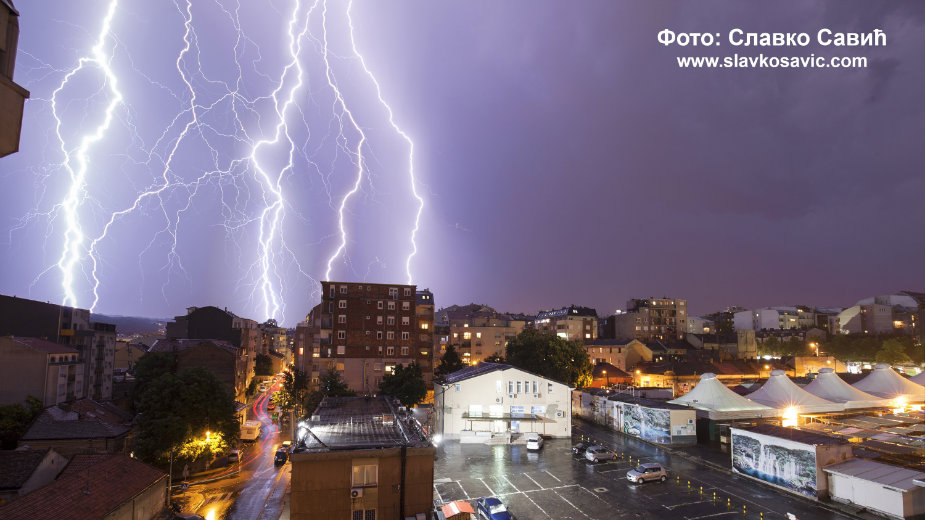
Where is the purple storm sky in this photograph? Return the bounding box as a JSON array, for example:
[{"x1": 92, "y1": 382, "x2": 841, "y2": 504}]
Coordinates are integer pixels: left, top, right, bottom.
[{"x1": 0, "y1": 0, "x2": 922, "y2": 325}]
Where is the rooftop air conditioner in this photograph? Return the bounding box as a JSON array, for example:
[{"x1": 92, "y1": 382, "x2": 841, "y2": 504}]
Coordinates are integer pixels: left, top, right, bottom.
[{"x1": 350, "y1": 488, "x2": 363, "y2": 498}]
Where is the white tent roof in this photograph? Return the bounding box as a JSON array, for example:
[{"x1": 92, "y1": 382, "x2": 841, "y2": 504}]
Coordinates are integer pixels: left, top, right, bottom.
[
  {"x1": 747, "y1": 370, "x2": 844, "y2": 413},
  {"x1": 909, "y1": 371, "x2": 925, "y2": 386},
  {"x1": 852, "y1": 363, "x2": 925, "y2": 401},
  {"x1": 802, "y1": 368, "x2": 888, "y2": 409},
  {"x1": 669, "y1": 373, "x2": 773, "y2": 411}
]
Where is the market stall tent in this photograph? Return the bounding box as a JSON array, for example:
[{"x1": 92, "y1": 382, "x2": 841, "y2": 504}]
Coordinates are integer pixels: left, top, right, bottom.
[
  {"x1": 852, "y1": 363, "x2": 925, "y2": 401},
  {"x1": 802, "y1": 368, "x2": 889, "y2": 409},
  {"x1": 746, "y1": 370, "x2": 844, "y2": 413},
  {"x1": 668, "y1": 373, "x2": 775, "y2": 420}
]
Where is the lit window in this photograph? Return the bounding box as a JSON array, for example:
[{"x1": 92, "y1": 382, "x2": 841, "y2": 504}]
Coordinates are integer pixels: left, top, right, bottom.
[
  {"x1": 463, "y1": 332, "x2": 471, "y2": 340},
  {"x1": 476, "y1": 332, "x2": 481, "y2": 339},
  {"x1": 420, "y1": 323, "x2": 429, "y2": 330}
]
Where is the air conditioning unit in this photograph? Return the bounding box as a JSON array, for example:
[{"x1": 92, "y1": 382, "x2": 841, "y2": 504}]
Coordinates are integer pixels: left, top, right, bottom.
[
  {"x1": 508, "y1": 393, "x2": 515, "y2": 398},
  {"x1": 350, "y1": 488, "x2": 364, "y2": 498},
  {"x1": 556, "y1": 411, "x2": 564, "y2": 418},
  {"x1": 533, "y1": 393, "x2": 539, "y2": 398},
  {"x1": 495, "y1": 397, "x2": 502, "y2": 404}
]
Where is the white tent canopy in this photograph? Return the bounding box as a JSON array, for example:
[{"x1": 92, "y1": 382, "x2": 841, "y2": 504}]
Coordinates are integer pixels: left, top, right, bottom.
[
  {"x1": 746, "y1": 370, "x2": 844, "y2": 413},
  {"x1": 852, "y1": 363, "x2": 925, "y2": 401},
  {"x1": 803, "y1": 368, "x2": 888, "y2": 409},
  {"x1": 909, "y1": 371, "x2": 925, "y2": 386},
  {"x1": 669, "y1": 373, "x2": 774, "y2": 419}
]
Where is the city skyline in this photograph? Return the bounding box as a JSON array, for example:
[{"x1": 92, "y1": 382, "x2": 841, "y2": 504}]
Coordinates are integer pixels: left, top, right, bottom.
[{"x1": 1, "y1": 0, "x2": 923, "y2": 326}]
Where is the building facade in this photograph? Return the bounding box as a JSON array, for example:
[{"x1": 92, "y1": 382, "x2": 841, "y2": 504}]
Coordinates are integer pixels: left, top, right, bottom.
[
  {"x1": 535, "y1": 305, "x2": 597, "y2": 342},
  {"x1": 0, "y1": 337, "x2": 83, "y2": 407},
  {"x1": 150, "y1": 338, "x2": 249, "y2": 402},
  {"x1": 606, "y1": 298, "x2": 687, "y2": 341},
  {"x1": 435, "y1": 304, "x2": 527, "y2": 365},
  {"x1": 166, "y1": 305, "x2": 259, "y2": 389},
  {"x1": 0, "y1": 0, "x2": 29, "y2": 157},
  {"x1": 582, "y1": 338, "x2": 652, "y2": 372},
  {"x1": 434, "y1": 363, "x2": 572, "y2": 440},
  {"x1": 301, "y1": 281, "x2": 435, "y2": 393}
]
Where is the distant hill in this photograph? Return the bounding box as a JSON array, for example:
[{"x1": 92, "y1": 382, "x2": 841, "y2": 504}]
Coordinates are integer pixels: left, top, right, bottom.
[{"x1": 91, "y1": 314, "x2": 168, "y2": 336}]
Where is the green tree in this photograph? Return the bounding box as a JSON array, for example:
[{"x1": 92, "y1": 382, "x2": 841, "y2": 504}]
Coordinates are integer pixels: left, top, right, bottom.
[
  {"x1": 484, "y1": 353, "x2": 505, "y2": 363},
  {"x1": 378, "y1": 362, "x2": 427, "y2": 408},
  {"x1": 278, "y1": 369, "x2": 308, "y2": 415},
  {"x1": 134, "y1": 367, "x2": 240, "y2": 464},
  {"x1": 758, "y1": 337, "x2": 782, "y2": 357},
  {"x1": 254, "y1": 354, "x2": 273, "y2": 376},
  {"x1": 303, "y1": 371, "x2": 355, "y2": 416},
  {"x1": 435, "y1": 344, "x2": 465, "y2": 376},
  {"x1": 0, "y1": 396, "x2": 43, "y2": 449},
  {"x1": 505, "y1": 329, "x2": 592, "y2": 387},
  {"x1": 132, "y1": 351, "x2": 176, "y2": 401},
  {"x1": 876, "y1": 338, "x2": 912, "y2": 365}
]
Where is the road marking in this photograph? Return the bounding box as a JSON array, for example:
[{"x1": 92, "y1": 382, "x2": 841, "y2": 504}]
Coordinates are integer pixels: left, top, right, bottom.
[
  {"x1": 543, "y1": 470, "x2": 561, "y2": 482},
  {"x1": 520, "y1": 490, "x2": 550, "y2": 518},
  {"x1": 578, "y1": 485, "x2": 610, "y2": 503},
  {"x1": 433, "y1": 484, "x2": 445, "y2": 504},
  {"x1": 479, "y1": 477, "x2": 496, "y2": 496},
  {"x1": 524, "y1": 473, "x2": 543, "y2": 488},
  {"x1": 553, "y1": 489, "x2": 591, "y2": 518},
  {"x1": 502, "y1": 475, "x2": 520, "y2": 493},
  {"x1": 687, "y1": 512, "x2": 741, "y2": 519},
  {"x1": 665, "y1": 499, "x2": 711, "y2": 510}
]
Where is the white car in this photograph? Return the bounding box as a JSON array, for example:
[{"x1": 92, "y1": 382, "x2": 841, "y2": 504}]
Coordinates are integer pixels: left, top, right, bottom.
[{"x1": 525, "y1": 432, "x2": 544, "y2": 451}]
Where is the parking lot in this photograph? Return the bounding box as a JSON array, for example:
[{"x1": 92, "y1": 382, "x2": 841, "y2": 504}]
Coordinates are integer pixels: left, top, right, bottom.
[{"x1": 433, "y1": 421, "x2": 854, "y2": 519}]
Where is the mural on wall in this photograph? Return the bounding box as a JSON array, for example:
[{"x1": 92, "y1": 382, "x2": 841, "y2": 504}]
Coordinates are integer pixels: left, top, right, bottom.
[
  {"x1": 620, "y1": 403, "x2": 671, "y2": 444},
  {"x1": 731, "y1": 429, "x2": 817, "y2": 498}
]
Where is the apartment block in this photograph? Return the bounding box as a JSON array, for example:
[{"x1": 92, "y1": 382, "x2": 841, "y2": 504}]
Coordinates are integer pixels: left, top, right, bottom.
[
  {"x1": 535, "y1": 305, "x2": 597, "y2": 342},
  {"x1": 435, "y1": 304, "x2": 527, "y2": 365},
  {"x1": 605, "y1": 297, "x2": 687, "y2": 341},
  {"x1": 0, "y1": 337, "x2": 83, "y2": 407}
]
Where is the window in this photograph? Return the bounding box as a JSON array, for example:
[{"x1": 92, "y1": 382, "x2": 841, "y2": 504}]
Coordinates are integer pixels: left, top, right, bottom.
[
  {"x1": 401, "y1": 332, "x2": 409, "y2": 340},
  {"x1": 352, "y1": 464, "x2": 378, "y2": 487},
  {"x1": 404, "y1": 287, "x2": 412, "y2": 296},
  {"x1": 387, "y1": 331, "x2": 394, "y2": 340},
  {"x1": 338, "y1": 315, "x2": 346, "y2": 324},
  {"x1": 337, "y1": 345, "x2": 345, "y2": 355},
  {"x1": 338, "y1": 300, "x2": 347, "y2": 309},
  {"x1": 517, "y1": 381, "x2": 522, "y2": 394},
  {"x1": 453, "y1": 332, "x2": 459, "y2": 339},
  {"x1": 463, "y1": 332, "x2": 471, "y2": 340},
  {"x1": 377, "y1": 301, "x2": 383, "y2": 309},
  {"x1": 548, "y1": 382, "x2": 554, "y2": 393},
  {"x1": 476, "y1": 332, "x2": 482, "y2": 339},
  {"x1": 420, "y1": 322, "x2": 429, "y2": 330},
  {"x1": 329, "y1": 285, "x2": 335, "y2": 297},
  {"x1": 376, "y1": 331, "x2": 383, "y2": 340},
  {"x1": 585, "y1": 333, "x2": 591, "y2": 339},
  {"x1": 388, "y1": 301, "x2": 396, "y2": 310},
  {"x1": 387, "y1": 316, "x2": 395, "y2": 326},
  {"x1": 337, "y1": 331, "x2": 346, "y2": 340},
  {"x1": 402, "y1": 316, "x2": 410, "y2": 326},
  {"x1": 336, "y1": 363, "x2": 344, "y2": 371},
  {"x1": 508, "y1": 381, "x2": 514, "y2": 394},
  {"x1": 400, "y1": 347, "x2": 409, "y2": 356},
  {"x1": 388, "y1": 288, "x2": 398, "y2": 298},
  {"x1": 377, "y1": 316, "x2": 383, "y2": 325},
  {"x1": 455, "y1": 384, "x2": 461, "y2": 392},
  {"x1": 533, "y1": 381, "x2": 538, "y2": 393},
  {"x1": 386, "y1": 346, "x2": 395, "y2": 356},
  {"x1": 402, "y1": 301, "x2": 410, "y2": 310},
  {"x1": 340, "y1": 285, "x2": 348, "y2": 294}
]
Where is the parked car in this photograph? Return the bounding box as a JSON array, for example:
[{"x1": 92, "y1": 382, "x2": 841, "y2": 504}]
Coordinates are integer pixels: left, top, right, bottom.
[
  {"x1": 584, "y1": 445, "x2": 616, "y2": 463},
  {"x1": 227, "y1": 449, "x2": 240, "y2": 464},
  {"x1": 525, "y1": 432, "x2": 544, "y2": 451},
  {"x1": 274, "y1": 448, "x2": 288, "y2": 466},
  {"x1": 572, "y1": 442, "x2": 591, "y2": 456},
  {"x1": 476, "y1": 497, "x2": 511, "y2": 520},
  {"x1": 626, "y1": 462, "x2": 668, "y2": 483}
]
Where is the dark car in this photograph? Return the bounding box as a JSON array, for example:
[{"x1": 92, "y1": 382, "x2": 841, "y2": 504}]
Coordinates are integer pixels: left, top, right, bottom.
[
  {"x1": 572, "y1": 442, "x2": 591, "y2": 456},
  {"x1": 476, "y1": 497, "x2": 511, "y2": 520},
  {"x1": 274, "y1": 448, "x2": 288, "y2": 466}
]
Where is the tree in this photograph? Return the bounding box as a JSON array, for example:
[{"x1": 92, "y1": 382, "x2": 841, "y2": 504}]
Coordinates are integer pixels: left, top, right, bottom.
[
  {"x1": 303, "y1": 371, "x2": 355, "y2": 416},
  {"x1": 484, "y1": 353, "x2": 505, "y2": 363},
  {"x1": 135, "y1": 367, "x2": 240, "y2": 464},
  {"x1": 254, "y1": 354, "x2": 273, "y2": 376},
  {"x1": 505, "y1": 329, "x2": 592, "y2": 388},
  {"x1": 876, "y1": 338, "x2": 911, "y2": 365},
  {"x1": 379, "y1": 362, "x2": 427, "y2": 408},
  {"x1": 435, "y1": 345, "x2": 465, "y2": 376},
  {"x1": 0, "y1": 396, "x2": 43, "y2": 449},
  {"x1": 278, "y1": 369, "x2": 308, "y2": 415},
  {"x1": 132, "y1": 351, "x2": 176, "y2": 402}
]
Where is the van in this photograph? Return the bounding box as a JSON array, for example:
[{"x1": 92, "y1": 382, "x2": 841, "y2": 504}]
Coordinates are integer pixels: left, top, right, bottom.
[{"x1": 240, "y1": 420, "x2": 261, "y2": 441}]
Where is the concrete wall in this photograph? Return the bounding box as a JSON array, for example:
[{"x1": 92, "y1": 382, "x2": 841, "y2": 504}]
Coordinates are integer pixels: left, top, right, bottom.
[{"x1": 290, "y1": 446, "x2": 435, "y2": 520}]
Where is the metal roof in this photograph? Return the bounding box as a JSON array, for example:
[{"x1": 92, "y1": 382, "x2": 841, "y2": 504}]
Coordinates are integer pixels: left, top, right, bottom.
[{"x1": 824, "y1": 458, "x2": 925, "y2": 491}]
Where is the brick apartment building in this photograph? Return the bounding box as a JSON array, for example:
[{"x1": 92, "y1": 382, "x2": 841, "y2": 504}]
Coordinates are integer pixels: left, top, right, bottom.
[{"x1": 296, "y1": 282, "x2": 435, "y2": 393}]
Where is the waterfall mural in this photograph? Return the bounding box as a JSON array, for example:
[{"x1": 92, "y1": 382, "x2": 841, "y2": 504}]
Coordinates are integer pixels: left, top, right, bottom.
[
  {"x1": 732, "y1": 429, "x2": 818, "y2": 497},
  {"x1": 620, "y1": 403, "x2": 671, "y2": 444}
]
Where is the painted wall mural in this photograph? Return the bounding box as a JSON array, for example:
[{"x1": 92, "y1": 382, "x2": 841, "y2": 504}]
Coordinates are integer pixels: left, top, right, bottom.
[
  {"x1": 620, "y1": 403, "x2": 671, "y2": 444},
  {"x1": 731, "y1": 429, "x2": 818, "y2": 498}
]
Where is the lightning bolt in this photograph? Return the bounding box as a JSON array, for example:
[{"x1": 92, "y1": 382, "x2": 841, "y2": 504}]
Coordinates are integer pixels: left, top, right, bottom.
[
  {"x1": 13, "y1": 0, "x2": 425, "y2": 324},
  {"x1": 51, "y1": 0, "x2": 123, "y2": 308}
]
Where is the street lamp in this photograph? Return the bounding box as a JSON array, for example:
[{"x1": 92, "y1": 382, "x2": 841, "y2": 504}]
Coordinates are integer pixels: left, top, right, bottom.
[
  {"x1": 810, "y1": 342, "x2": 818, "y2": 356},
  {"x1": 603, "y1": 370, "x2": 609, "y2": 387}
]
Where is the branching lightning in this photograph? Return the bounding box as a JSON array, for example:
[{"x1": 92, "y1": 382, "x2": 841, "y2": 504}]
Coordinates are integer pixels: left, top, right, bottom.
[{"x1": 11, "y1": 0, "x2": 425, "y2": 324}]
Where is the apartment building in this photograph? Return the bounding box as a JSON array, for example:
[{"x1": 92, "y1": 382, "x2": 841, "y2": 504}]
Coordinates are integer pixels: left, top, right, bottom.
[
  {"x1": 605, "y1": 297, "x2": 687, "y2": 341},
  {"x1": 301, "y1": 281, "x2": 435, "y2": 393},
  {"x1": 535, "y1": 305, "x2": 597, "y2": 342},
  {"x1": 0, "y1": 337, "x2": 83, "y2": 407},
  {"x1": 435, "y1": 304, "x2": 527, "y2": 365}
]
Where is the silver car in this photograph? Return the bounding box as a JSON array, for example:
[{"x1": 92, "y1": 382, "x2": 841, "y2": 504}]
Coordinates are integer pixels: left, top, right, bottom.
[
  {"x1": 584, "y1": 445, "x2": 616, "y2": 463},
  {"x1": 626, "y1": 462, "x2": 668, "y2": 483}
]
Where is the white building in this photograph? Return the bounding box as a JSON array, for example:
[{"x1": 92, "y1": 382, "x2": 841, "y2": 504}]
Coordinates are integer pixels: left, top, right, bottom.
[{"x1": 434, "y1": 363, "x2": 572, "y2": 441}]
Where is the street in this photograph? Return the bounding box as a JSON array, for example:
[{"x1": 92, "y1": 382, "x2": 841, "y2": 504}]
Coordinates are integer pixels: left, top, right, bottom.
[
  {"x1": 434, "y1": 418, "x2": 856, "y2": 520},
  {"x1": 174, "y1": 378, "x2": 291, "y2": 520}
]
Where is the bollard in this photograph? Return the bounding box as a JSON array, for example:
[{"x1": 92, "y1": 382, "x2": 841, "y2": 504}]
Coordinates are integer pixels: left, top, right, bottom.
[
  {"x1": 712, "y1": 491, "x2": 716, "y2": 501},
  {"x1": 743, "y1": 505, "x2": 747, "y2": 515},
  {"x1": 677, "y1": 476, "x2": 681, "y2": 484},
  {"x1": 699, "y1": 485, "x2": 703, "y2": 495},
  {"x1": 727, "y1": 498, "x2": 731, "y2": 507},
  {"x1": 687, "y1": 480, "x2": 690, "y2": 489}
]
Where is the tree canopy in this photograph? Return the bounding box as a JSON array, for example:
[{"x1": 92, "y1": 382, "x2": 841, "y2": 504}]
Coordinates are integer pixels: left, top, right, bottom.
[
  {"x1": 303, "y1": 370, "x2": 355, "y2": 417},
  {"x1": 435, "y1": 344, "x2": 465, "y2": 377},
  {"x1": 758, "y1": 337, "x2": 809, "y2": 357},
  {"x1": 135, "y1": 367, "x2": 239, "y2": 464},
  {"x1": 132, "y1": 351, "x2": 176, "y2": 402},
  {"x1": 875, "y1": 338, "x2": 912, "y2": 365},
  {"x1": 0, "y1": 396, "x2": 43, "y2": 450},
  {"x1": 378, "y1": 362, "x2": 427, "y2": 408},
  {"x1": 505, "y1": 329, "x2": 592, "y2": 388}
]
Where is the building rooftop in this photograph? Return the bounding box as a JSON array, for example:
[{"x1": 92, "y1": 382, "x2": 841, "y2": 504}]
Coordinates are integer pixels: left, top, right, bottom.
[
  {"x1": 8, "y1": 337, "x2": 78, "y2": 355},
  {"x1": 0, "y1": 454, "x2": 165, "y2": 520},
  {"x1": 824, "y1": 458, "x2": 925, "y2": 491},
  {"x1": 297, "y1": 396, "x2": 429, "y2": 452},
  {"x1": 0, "y1": 449, "x2": 48, "y2": 491},
  {"x1": 737, "y1": 424, "x2": 849, "y2": 446},
  {"x1": 20, "y1": 400, "x2": 132, "y2": 441},
  {"x1": 149, "y1": 337, "x2": 240, "y2": 357}
]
